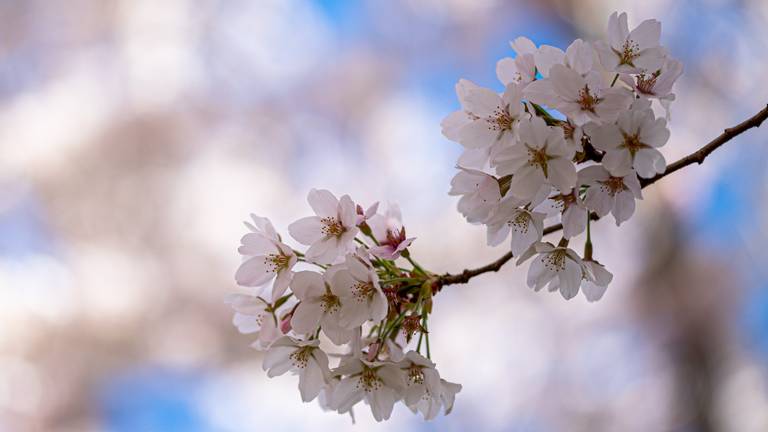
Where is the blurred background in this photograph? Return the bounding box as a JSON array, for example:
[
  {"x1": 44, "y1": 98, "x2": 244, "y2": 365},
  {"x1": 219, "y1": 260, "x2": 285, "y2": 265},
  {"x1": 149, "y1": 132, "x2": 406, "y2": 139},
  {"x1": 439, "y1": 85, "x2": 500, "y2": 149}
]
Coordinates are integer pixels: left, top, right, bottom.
[{"x1": 1, "y1": 0, "x2": 767, "y2": 430}]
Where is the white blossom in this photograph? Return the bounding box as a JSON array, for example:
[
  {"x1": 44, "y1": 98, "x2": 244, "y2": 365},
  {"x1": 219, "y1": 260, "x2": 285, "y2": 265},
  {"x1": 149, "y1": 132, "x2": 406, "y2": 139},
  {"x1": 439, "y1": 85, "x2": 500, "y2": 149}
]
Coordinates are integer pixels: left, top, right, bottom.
[
  {"x1": 493, "y1": 116, "x2": 577, "y2": 201},
  {"x1": 496, "y1": 37, "x2": 538, "y2": 85},
  {"x1": 398, "y1": 351, "x2": 443, "y2": 420},
  {"x1": 579, "y1": 165, "x2": 642, "y2": 225},
  {"x1": 594, "y1": 12, "x2": 666, "y2": 74},
  {"x1": 621, "y1": 56, "x2": 683, "y2": 119},
  {"x1": 368, "y1": 204, "x2": 415, "y2": 260},
  {"x1": 225, "y1": 293, "x2": 282, "y2": 350},
  {"x1": 541, "y1": 190, "x2": 589, "y2": 239},
  {"x1": 332, "y1": 254, "x2": 388, "y2": 328},
  {"x1": 288, "y1": 189, "x2": 360, "y2": 264},
  {"x1": 290, "y1": 271, "x2": 353, "y2": 345},
  {"x1": 441, "y1": 80, "x2": 526, "y2": 151},
  {"x1": 235, "y1": 215, "x2": 297, "y2": 301},
  {"x1": 448, "y1": 167, "x2": 502, "y2": 224},
  {"x1": 263, "y1": 336, "x2": 331, "y2": 402},
  {"x1": 587, "y1": 99, "x2": 669, "y2": 178},
  {"x1": 520, "y1": 242, "x2": 584, "y2": 300},
  {"x1": 486, "y1": 196, "x2": 546, "y2": 255},
  {"x1": 580, "y1": 259, "x2": 613, "y2": 302},
  {"x1": 331, "y1": 357, "x2": 406, "y2": 422},
  {"x1": 534, "y1": 38, "x2": 596, "y2": 78}
]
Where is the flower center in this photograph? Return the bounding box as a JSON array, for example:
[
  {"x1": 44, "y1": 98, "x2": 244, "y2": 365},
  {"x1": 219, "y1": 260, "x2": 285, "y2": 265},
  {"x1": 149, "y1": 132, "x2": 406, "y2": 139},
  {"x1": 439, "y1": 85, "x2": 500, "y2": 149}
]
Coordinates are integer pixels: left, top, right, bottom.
[
  {"x1": 320, "y1": 217, "x2": 345, "y2": 237},
  {"x1": 620, "y1": 131, "x2": 649, "y2": 157},
  {"x1": 526, "y1": 145, "x2": 553, "y2": 177},
  {"x1": 635, "y1": 73, "x2": 658, "y2": 95},
  {"x1": 615, "y1": 39, "x2": 640, "y2": 67},
  {"x1": 552, "y1": 193, "x2": 577, "y2": 211},
  {"x1": 598, "y1": 176, "x2": 627, "y2": 196},
  {"x1": 507, "y1": 210, "x2": 531, "y2": 233},
  {"x1": 577, "y1": 85, "x2": 601, "y2": 112},
  {"x1": 289, "y1": 346, "x2": 313, "y2": 369},
  {"x1": 352, "y1": 281, "x2": 375, "y2": 303},
  {"x1": 358, "y1": 367, "x2": 383, "y2": 393},
  {"x1": 264, "y1": 253, "x2": 290, "y2": 273},
  {"x1": 320, "y1": 291, "x2": 341, "y2": 314},
  {"x1": 401, "y1": 315, "x2": 423, "y2": 341},
  {"x1": 408, "y1": 365, "x2": 425, "y2": 386},
  {"x1": 487, "y1": 106, "x2": 515, "y2": 132},
  {"x1": 543, "y1": 249, "x2": 567, "y2": 271}
]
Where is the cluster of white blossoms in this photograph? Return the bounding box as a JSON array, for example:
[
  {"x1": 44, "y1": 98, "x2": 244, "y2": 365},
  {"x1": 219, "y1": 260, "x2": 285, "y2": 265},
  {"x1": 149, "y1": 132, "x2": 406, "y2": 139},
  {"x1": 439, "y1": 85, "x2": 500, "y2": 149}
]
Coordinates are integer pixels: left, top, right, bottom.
[
  {"x1": 228, "y1": 12, "x2": 684, "y2": 422},
  {"x1": 443, "y1": 12, "x2": 682, "y2": 301},
  {"x1": 229, "y1": 189, "x2": 460, "y2": 422}
]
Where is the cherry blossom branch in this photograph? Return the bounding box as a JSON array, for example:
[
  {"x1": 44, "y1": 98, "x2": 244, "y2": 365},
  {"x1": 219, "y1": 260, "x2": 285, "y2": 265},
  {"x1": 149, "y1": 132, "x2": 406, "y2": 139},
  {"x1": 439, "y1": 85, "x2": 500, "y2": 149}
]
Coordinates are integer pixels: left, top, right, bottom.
[{"x1": 435, "y1": 103, "x2": 768, "y2": 289}]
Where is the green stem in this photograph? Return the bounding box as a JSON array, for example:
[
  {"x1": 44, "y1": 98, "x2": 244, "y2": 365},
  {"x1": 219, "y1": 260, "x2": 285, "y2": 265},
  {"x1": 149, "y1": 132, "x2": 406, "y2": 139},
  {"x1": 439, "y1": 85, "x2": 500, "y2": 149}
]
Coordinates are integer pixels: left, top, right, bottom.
[{"x1": 584, "y1": 213, "x2": 593, "y2": 260}]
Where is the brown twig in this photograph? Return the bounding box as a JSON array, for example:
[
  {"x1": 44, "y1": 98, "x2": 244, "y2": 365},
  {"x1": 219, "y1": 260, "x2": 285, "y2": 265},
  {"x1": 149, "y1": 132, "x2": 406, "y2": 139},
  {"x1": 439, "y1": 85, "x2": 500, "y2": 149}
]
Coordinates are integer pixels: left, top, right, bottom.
[{"x1": 435, "y1": 104, "x2": 768, "y2": 289}]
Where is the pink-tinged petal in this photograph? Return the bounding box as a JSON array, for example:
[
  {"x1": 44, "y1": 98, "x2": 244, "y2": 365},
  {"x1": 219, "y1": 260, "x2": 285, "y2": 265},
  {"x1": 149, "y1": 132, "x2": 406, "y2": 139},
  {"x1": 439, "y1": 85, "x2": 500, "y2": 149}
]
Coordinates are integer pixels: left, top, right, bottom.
[
  {"x1": 246, "y1": 214, "x2": 279, "y2": 240},
  {"x1": 232, "y1": 313, "x2": 260, "y2": 333},
  {"x1": 345, "y1": 254, "x2": 371, "y2": 282},
  {"x1": 288, "y1": 216, "x2": 323, "y2": 245},
  {"x1": 305, "y1": 237, "x2": 338, "y2": 264},
  {"x1": 523, "y1": 79, "x2": 558, "y2": 107},
  {"x1": 602, "y1": 150, "x2": 633, "y2": 177},
  {"x1": 639, "y1": 117, "x2": 670, "y2": 147},
  {"x1": 629, "y1": 19, "x2": 661, "y2": 50},
  {"x1": 634, "y1": 47, "x2": 665, "y2": 73},
  {"x1": 565, "y1": 39, "x2": 593, "y2": 75},
  {"x1": 606, "y1": 12, "x2": 624, "y2": 48},
  {"x1": 370, "y1": 290, "x2": 388, "y2": 322},
  {"x1": 458, "y1": 118, "x2": 498, "y2": 149},
  {"x1": 235, "y1": 256, "x2": 274, "y2": 287},
  {"x1": 225, "y1": 293, "x2": 267, "y2": 314},
  {"x1": 338, "y1": 195, "x2": 357, "y2": 228},
  {"x1": 582, "y1": 280, "x2": 608, "y2": 302},
  {"x1": 238, "y1": 233, "x2": 277, "y2": 256},
  {"x1": 562, "y1": 205, "x2": 588, "y2": 239},
  {"x1": 509, "y1": 165, "x2": 546, "y2": 202},
  {"x1": 299, "y1": 355, "x2": 327, "y2": 402},
  {"x1": 510, "y1": 219, "x2": 539, "y2": 256},
  {"x1": 527, "y1": 255, "x2": 552, "y2": 290},
  {"x1": 464, "y1": 87, "x2": 501, "y2": 118},
  {"x1": 534, "y1": 45, "x2": 565, "y2": 77},
  {"x1": 595, "y1": 90, "x2": 632, "y2": 122},
  {"x1": 633, "y1": 148, "x2": 666, "y2": 178},
  {"x1": 612, "y1": 190, "x2": 636, "y2": 225},
  {"x1": 308, "y1": 189, "x2": 339, "y2": 217},
  {"x1": 550, "y1": 64, "x2": 583, "y2": 102},
  {"x1": 263, "y1": 341, "x2": 295, "y2": 370},
  {"x1": 457, "y1": 147, "x2": 490, "y2": 169},
  {"x1": 290, "y1": 270, "x2": 324, "y2": 299},
  {"x1": 496, "y1": 57, "x2": 519, "y2": 85},
  {"x1": 511, "y1": 36, "x2": 537, "y2": 55},
  {"x1": 585, "y1": 188, "x2": 615, "y2": 217},
  {"x1": 455, "y1": 78, "x2": 482, "y2": 102},
  {"x1": 624, "y1": 172, "x2": 643, "y2": 198},
  {"x1": 441, "y1": 110, "x2": 472, "y2": 141},
  {"x1": 369, "y1": 245, "x2": 396, "y2": 260},
  {"x1": 333, "y1": 377, "x2": 365, "y2": 413},
  {"x1": 320, "y1": 319, "x2": 352, "y2": 345},
  {"x1": 271, "y1": 270, "x2": 293, "y2": 301},
  {"x1": 577, "y1": 165, "x2": 609, "y2": 185},
  {"x1": 559, "y1": 257, "x2": 582, "y2": 300},
  {"x1": 486, "y1": 222, "x2": 510, "y2": 247},
  {"x1": 594, "y1": 40, "x2": 620, "y2": 72},
  {"x1": 588, "y1": 123, "x2": 622, "y2": 152},
  {"x1": 291, "y1": 301, "x2": 323, "y2": 335},
  {"x1": 547, "y1": 158, "x2": 577, "y2": 193}
]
